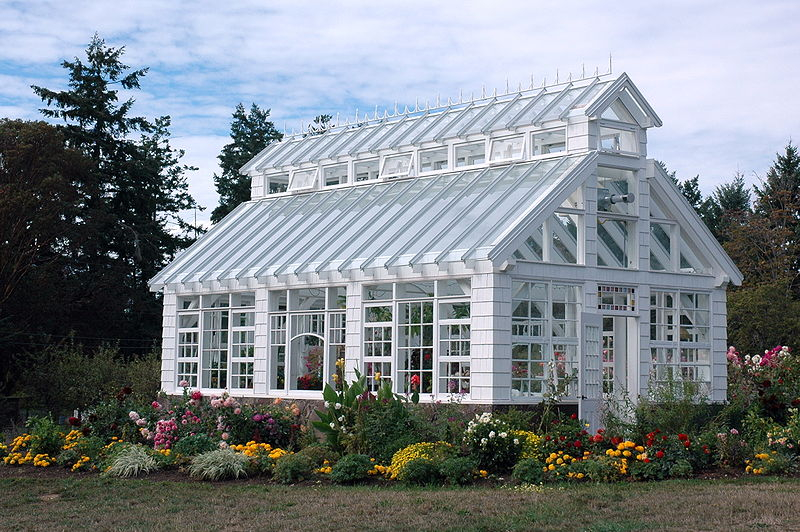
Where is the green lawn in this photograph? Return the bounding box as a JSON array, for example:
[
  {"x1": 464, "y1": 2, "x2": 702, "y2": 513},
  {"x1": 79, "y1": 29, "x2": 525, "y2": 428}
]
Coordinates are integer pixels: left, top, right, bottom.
[{"x1": 1, "y1": 470, "x2": 798, "y2": 531}]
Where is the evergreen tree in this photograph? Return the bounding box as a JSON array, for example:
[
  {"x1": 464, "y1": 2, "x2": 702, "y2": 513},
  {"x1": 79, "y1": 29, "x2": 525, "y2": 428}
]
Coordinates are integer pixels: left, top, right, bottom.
[
  {"x1": 703, "y1": 173, "x2": 751, "y2": 242},
  {"x1": 30, "y1": 34, "x2": 198, "y2": 349},
  {"x1": 211, "y1": 103, "x2": 282, "y2": 222}
]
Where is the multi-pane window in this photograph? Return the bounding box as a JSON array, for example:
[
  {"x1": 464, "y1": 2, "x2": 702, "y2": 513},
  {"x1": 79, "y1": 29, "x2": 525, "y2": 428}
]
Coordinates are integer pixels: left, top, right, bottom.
[
  {"x1": 511, "y1": 281, "x2": 580, "y2": 397},
  {"x1": 489, "y1": 135, "x2": 525, "y2": 162},
  {"x1": 439, "y1": 301, "x2": 470, "y2": 395},
  {"x1": 650, "y1": 291, "x2": 711, "y2": 393},
  {"x1": 362, "y1": 279, "x2": 471, "y2": 397},
  {"x1": 364, "y1": 304, "x2": 393, "y2": 391},
  {"x1": 602, "y1": 317, "x2": 615, "y2": 395},
  {"x1": 176, "y1": 292, "x2": 255, "y2": 390},
  {"x1": 268, "y1": 287, "x2": 346, "y2": 393}
]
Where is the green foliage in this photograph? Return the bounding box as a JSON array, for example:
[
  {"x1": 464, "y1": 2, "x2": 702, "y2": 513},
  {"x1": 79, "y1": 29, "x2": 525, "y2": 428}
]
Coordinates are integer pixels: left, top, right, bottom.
[
  {"x1": 173, "y1": 434, "x2": 216, "y2": 457},
  {"x1": 20, "y1": 343, "x2": 160, "y2": 415},
  {"x1": 273, "y1": 453, "x2": 314, "y2": 484},
  {"x1": 399, "y1": 458, "x2": 442, "y2": 485},
  {"x1": 189, "y1": 449, "x2": 249, "y2": 481},
  {"x1": 329, "y1": 453, "x2": 372, "y2": 484},
  {"x1": 295, "y1": 444, "x2": 338, "y2": 467},
  {"x1": 495, "y1": 407, "x2": 537, "y2": 431},
  {"x1": 439, "y1": 456, "x2": 477, "y2": 486},
  {"x1": 25, "y1": 415, "x2": 63, "y2": 457},
  {"x1": 105, "y1": 444, "x2": 160, "y2": 478},
  {"x1": 727, "y1": 285, "x2": 800, "y2": 357},
  {"x1": 312, "y1": 371, "x2": 368, "y2": 451},
  {"x1": 211, "y1": 103, "x2": 283, "y2": 222},
  {"x1": 353, "y1": 397, "x2": 420, "y2": 464},
  {"x1": 512, "y1": 458, "x2": 544, "y2": 484},
  {"x1": 635, "y1": 381, "x2": 720, "y2": 439}
]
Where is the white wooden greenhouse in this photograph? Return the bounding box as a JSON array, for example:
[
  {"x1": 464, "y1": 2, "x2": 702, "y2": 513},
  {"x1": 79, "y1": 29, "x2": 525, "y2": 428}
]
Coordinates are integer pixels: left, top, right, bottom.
[{"x1": 150, "y1": 72, "x2": 742, "y2": 425}]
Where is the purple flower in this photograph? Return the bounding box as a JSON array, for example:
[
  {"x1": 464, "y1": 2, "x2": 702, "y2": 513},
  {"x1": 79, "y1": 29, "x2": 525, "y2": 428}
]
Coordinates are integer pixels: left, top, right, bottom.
[{"x1": 253, "y1": 414, "x2": 263, "y2": 422}]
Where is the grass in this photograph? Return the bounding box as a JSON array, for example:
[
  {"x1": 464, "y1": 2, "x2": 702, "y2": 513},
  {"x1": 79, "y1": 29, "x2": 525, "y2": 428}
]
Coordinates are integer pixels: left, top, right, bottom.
[{"x1": 1, "y1": 470, "x2": 799, "y2": 531}]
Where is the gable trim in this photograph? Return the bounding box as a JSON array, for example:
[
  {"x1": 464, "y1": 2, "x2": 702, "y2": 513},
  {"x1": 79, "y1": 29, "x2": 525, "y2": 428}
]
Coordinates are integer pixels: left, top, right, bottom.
[
  {"x1": 647, "y1": 160, "x2": 743, "y2": 286},
  {"x1": 585, "y1": 73, "x2": 663, "y2": 128}
]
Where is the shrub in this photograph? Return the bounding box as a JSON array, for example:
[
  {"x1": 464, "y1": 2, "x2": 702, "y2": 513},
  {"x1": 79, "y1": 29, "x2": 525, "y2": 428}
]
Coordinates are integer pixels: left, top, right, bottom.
[
  {"x1": 354, "y1": 398, "x2": 420, "y2": 464},
  {"x1": 462, "y1": 413, "x2": 521, "y2": 471},
  {"x1": 512, "y1": 458, "x2": 544, "y2": 484},
  {"x1": 106, "y1": 445, "x2": 160, "y2": 478},
  {"x1": 746, "y1": 450, "x2": 794, "y2": 475},
  {"x1": 330, "y1": 453, "x2": 373, "y2": 484},
  {"x1": 496, "y1": 407, "x2": 537, "y2": 431},
  {"x1": 189, "y1": 449, "x2": 249, "y2": 480},
  {"x1": 296, "y1": 444, "x2": 338, "y2": 467},
  {"x1": 400, "y1": 458, "x2": 441, "y2": 485},
  {"x1": 389, "y1": 441, "x2": 454, "y2": 480},
  {"x1": 26, "y1": 415, "x2": 63, "y2": 457},
  {"x1": 439, "y1": 456, "x2": 476, "y2": 486},
  {"x1": 173, "y1": 434, "x2": 216, "y2": 457},
  {"x1": 273, "y1": 453, "x2": 314, "y2": 484}
]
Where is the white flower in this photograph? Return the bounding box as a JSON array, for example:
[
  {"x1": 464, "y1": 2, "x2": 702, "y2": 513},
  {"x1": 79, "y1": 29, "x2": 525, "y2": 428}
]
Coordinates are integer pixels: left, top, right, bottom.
[
  {"x1": 128, "y1": 411, "x2": 140, "y2": 421},
  {"x1": 329, "y1": 422, "x2": 336, "y2": 429},
  {"x1": 499, "y1": 432, "x2": 507, "y2": 439},
  {"x1": 338, "y1": 416, "x2": 345, "y2": 422},
  {"x1": 489, "y1": 431, "x2": 496, "y2": 438},
  {"x1": 480, "y1": 438, "x2": 488, "y2": 446},
  {"x1": 324, "y1": 401, "x2": 331, "y2": 408},
  {"x1": 513, "y1": 438, "x2": 520, "y2": 445},
  {"x1": 335, "y1": 403, "x2": 342, "y2": 410}
]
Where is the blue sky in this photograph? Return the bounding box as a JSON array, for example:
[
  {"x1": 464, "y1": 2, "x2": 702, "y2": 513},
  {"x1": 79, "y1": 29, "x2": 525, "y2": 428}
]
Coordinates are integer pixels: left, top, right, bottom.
[{"x1": 1, "y1": 0, "x2": 799, "y2": 225}]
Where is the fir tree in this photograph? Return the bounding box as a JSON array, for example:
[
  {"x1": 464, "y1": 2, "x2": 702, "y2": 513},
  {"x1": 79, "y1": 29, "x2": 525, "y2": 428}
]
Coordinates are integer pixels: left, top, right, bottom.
[
  {"x1": 30, "y1": 33, "x2": 198, "y2": 348},
  {"x1": 211, "y1": 103, "x2": 283, "y2": 222}
]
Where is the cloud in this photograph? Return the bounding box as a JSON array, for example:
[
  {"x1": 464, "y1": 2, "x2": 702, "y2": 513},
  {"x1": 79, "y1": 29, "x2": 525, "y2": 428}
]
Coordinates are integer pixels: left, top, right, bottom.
[{"x1": 0, "y1": 0, "x2": 798, "y2": 209}]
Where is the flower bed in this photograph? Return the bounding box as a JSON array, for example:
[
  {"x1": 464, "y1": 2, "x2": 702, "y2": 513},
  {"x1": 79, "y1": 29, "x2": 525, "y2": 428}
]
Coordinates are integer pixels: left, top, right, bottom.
[{"x1": 3, "y1": 345, "x2": 800, "y2": 485}]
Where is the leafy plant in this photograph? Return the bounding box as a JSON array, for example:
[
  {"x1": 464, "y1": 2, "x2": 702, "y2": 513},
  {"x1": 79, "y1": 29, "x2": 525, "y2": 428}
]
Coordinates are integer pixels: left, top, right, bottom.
[
  {"x1": 105, "y1": 445, "x2": 160, "y2": 478},
  {"x1": 189, "y1": 449, "x2": 249, "y2": 480},
  {"x1": 462, "y1": 413, "x2": 521, "y2": 471},
  {"x1": 389, "y1": 441, "x2": 454, "y2": 480},
  {"x1": 330, "y1": 454, "x2": 372, "y2": 484},
  {"x1": 399, "y1": 458, "x2": 441, "y2": 485},
  {"x1": 173, "y1": 434, "x2": 216, "y2": 457},
  {"x1": 273, "y1": 453, "x2": 314, "y2": 484},
  {"x1": 25, "y1": 415, "x2": 63, "y2": 456},
  {"x1": 512, "y1": 458, "x2": 544, "y2": 484},
  {"x1": 439, "y1": 456, "x2": 476, "y2": 486}
]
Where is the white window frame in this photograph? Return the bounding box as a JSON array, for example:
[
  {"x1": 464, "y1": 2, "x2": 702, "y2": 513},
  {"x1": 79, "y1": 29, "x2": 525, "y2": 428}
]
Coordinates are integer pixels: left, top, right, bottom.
[
  {"x1": 380, "y1": 152, "x2": 415, "y2": 179},
  {"x1": 265, "y1": 172, "x2": 290, "y2": 195},
  {"x1": 353, "y1": 158, "x2": 380, "y2": 182},
  {"x1": 417, "y1": 146, "x2": 450, "y2": 175},
  {"x1": 453, "y1": 140, "x2": 487, "y2": 169},
  {"x1": 530, "y1": 128, "x2": 567, "y2": 159},
  {"x1": 175, "y1": 292, "x2": 256, "y2": 392},
  {"x1": 488, "y1": 134, "x2": 526, "y2": 164},
  {"x1": 288, "y1": 167, "x2": 319, "y2": 191},
  {"x1": 322, "y1": 163, "x2": 349, "y2": 187}
]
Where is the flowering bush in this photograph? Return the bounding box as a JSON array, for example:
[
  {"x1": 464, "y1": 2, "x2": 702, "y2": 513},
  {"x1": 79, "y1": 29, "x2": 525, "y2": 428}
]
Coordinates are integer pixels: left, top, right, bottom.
[
  {"x1": 745, "y1": 450, "x2": 793, "y2": 475},
  {"x1": 389, "y1": 441, "x2": 453, "y2": 480},
  {"x1": 728, "y1": 345, "x2": 800, "y2": 422},
  {"x1": 463, "y1": 413, "x2": 521, "y2": 471}
]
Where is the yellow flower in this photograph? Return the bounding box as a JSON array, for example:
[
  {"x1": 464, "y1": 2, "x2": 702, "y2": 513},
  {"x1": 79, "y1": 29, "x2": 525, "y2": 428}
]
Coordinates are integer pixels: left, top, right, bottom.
[
  {"x1": 623, "y1": 450, "x2": 632, "y2": 458},
  {"x1": 479, "y1": 470, "x2": 488, "y2": 478},
  {"x1": 548, "y1": 464, "x2": 555, "y2": 471}
]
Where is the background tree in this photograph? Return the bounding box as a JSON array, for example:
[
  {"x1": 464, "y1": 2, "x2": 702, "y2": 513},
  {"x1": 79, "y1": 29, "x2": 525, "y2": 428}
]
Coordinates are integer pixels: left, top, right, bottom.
[
  {"x1": 211, "y1": 103, "x2": 282, "y2": 222},
  {"x1": 28, "y1": 34, "x2": 198, "y2": 354},
  {"x1": 0, "y1": 120, "x2": 88, "y2": 393}
]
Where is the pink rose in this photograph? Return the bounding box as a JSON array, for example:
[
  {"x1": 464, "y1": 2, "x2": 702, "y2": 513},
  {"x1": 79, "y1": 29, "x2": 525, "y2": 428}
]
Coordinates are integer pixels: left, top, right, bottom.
[
  {"x1": 221, "y1": 432, "x2": 229, "y2": 440},
  {"x1": 136, "y1": 418, "x2": 147, "y2": 427},
  {"x1": 234, "y1": 408, "x2": 241, "y2": 415},
  {"x1": 151, "y1": 401, "x2": 161, "y2": 409}
]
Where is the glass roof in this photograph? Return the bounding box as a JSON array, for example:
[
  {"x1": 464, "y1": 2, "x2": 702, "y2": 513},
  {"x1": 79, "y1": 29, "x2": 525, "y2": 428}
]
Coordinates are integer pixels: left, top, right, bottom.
[
  {"x1": 244, "y1": 76, "x2": 616, "y2": 173},
  {"x1": 151, "y1": 154, "x2": 590, "y2": 288}
]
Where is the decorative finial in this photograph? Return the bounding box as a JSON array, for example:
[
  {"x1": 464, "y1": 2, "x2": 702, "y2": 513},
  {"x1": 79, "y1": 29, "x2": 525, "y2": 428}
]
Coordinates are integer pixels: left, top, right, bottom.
[
  {"x1": 582, "y1": 63, "x2": 586, "y2": 78},
  {"x1": 505, "y1": 78, "x2": 509, "y2": 94},
  {"x1": 459, "y1": 88, "x2": 463, "y2": 103},
  {"x1": 481, "y1": 84, "x2": 485, "y2": 98},
  {"x1": 530, "y1": 73, "x2": 534, "y2": 90},
  {"x1": 609, "y1": 53, "x2": 612, "y2": 74},
  {"x1": 556, "y1": 69, "x2": 559, "y2": 84}
]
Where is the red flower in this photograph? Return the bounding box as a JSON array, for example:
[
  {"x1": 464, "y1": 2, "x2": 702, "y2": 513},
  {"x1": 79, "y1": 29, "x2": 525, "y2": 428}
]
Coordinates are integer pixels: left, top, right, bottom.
[
  {"x1": 559, "y1": 435, "x2": 566, "y2": 441},
  {"x1": 643, "y1": 458, "x2": 651, "y2": 463},
  {"x1": 191, "y1": 390, "x2": 203, "y2": 401},
  {"x1": 545, "y1": 435, "x2": 552, "y2": 441},
  {"x1": 678, "y1": 433, "x2": 689, "y2": 441},
  {"x1": 592, "y1": 434, "x2": 604, "y2": 443},
  {"x1": 68, "y1": 416, "x2": 81, "y2": 427},
  {"x1": 655, "y1": 450, "x2": 664, "y2": 459},
  {"x1": 410, "y1": 374, "x2": 420, "y2": 391},
  {"x1": 684, "y1": 441, "x2": 691, "y2": 448},
  {"x1": 570, "y1": 413, "x2": 578, "y2": 420},
  {"x1": 597, "y1": 428, "x2": 605, "y2": 434},
  {"x1": 610, "y1": 437, "x2": 622, "y2": 446},
  {"x1": 574, "y1": 440, "x2": 582, "y2": 448}
]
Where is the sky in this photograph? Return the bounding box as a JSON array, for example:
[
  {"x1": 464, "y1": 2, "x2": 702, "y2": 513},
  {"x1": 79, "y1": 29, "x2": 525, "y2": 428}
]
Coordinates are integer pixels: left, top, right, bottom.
[{"x1": 1, "y1": 0, "x2": 799, "y2": 226}]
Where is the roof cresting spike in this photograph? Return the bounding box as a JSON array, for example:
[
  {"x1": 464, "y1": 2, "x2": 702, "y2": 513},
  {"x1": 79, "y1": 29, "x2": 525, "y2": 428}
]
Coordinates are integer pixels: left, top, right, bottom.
[
  {"x1": 425, "y1": 99, "x2": 429, "y2": 110},
  {"x1": 609, "y1": 53, "x2": 613, "y2": 74},
  {"x1": 556, "y1": 69, "x2": 559, "y2": 84},
  {"x1": 530, "y1": 74, "x2": 534, "y2": 90},
  {"x1": 594, "y1": 66, "x2": 599, "y2": 76},
  {"x1": 459, "y1": 88, "x2": 463, "y2": 103},
  {"x1": 492, "y1": 86, "x2": 497, "y2": 97},
  {"x1": 582, "y1": 63, "x2": 586, "y2": 78},
  {"x1": 436, "y1": 93, "x2": 440, "y2": 107},
  {"x1": 403, "y1": 104, "x2": 409, "y2": 114},
  {"x1": 481, "y1": 85, "x2": 485, "y2": 98},
  {"x1": 505, "y1": 78, "x2": 509, "y2": 94},
  {"x1": 414, "y1": 98, "x2": 419, "y2": 112},
  {"x1": 518, "y1": 82, "x2": 522, "y2": 93}
]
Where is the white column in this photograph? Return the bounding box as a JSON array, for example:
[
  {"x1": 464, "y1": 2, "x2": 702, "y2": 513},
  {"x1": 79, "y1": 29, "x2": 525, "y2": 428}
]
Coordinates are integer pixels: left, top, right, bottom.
[
  {"x1": 711, "y1": 286, "x2": 729, "y2": 402},
  {"x1": 344, "y1": 281, "x2": 362, "y2": 382},
  {"x1": 160, "y1": 291, "x2": 177, "y2": 394},
  {"x1": 253, "y1": 286, "x2": 269, "y2": 396},
  {"x1": 470, "y1": 272, "x2": 512, "y2": 403}
]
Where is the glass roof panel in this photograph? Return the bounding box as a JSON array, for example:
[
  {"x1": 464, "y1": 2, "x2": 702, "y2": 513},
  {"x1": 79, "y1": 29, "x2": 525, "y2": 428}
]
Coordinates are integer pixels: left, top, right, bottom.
[
  {"x1": 150, "y1": 154, "x2": 588, "y2": 286},
  {"x1": 506, "y1": 93, "x2": 557, "y2": 128}
]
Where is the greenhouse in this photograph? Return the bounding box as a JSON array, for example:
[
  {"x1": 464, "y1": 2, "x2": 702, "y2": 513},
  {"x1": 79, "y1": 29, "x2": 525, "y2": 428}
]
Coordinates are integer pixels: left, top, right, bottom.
[{"x1": 150, "y1": 72, "x2": 742, "y2": 426}]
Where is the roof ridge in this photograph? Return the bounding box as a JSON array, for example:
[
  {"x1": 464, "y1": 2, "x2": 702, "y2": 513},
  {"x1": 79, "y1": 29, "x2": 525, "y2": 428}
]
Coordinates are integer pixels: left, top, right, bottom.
[{"x1": 282, "y1": 72, "x2": 618, "y2": 141}]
